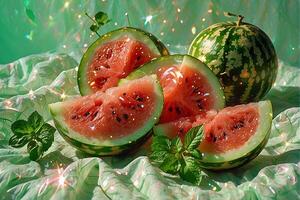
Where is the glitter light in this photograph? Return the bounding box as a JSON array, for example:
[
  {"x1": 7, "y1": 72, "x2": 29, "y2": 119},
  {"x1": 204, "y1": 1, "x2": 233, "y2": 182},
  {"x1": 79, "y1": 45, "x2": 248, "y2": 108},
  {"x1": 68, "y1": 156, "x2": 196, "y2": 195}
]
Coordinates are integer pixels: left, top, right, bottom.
[
  {"x1": 77, "y1": 14, "x2": 82, "y2": 19},
  {"x1": 177, "y1": 8, "x2": 181, "y2": 13},
  {"x1": 191, "y1": 26, "x2": 197, "y2": 35},
  {"x1": 144, "y1": 15, "x2": 153, "y2": 25},
  {"x1": 202, "y1": 18, "x2": 206, "y2": 22},
  {"x1": 163, "y1": 19, "x2": 167, "y2": 23},
  {"x1": 208, "y1": 9, "x2": 213, "y2": 13},
  {"x1": 64, "y1": 1, "x2": 70, "y2": 9},
  {"x1": 60, "y1": 92, "x2": 66, "y2": 100},
  {"x1": 28, "y1": 89, "x2": 36, "y2": 100}
]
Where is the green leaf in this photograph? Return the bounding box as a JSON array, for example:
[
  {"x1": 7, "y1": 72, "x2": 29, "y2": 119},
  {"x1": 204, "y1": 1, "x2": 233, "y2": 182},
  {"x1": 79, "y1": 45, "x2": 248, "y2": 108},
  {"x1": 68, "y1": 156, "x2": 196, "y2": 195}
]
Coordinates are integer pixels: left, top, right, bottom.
[
  {"x1": 179, "y1": 156, "x2": 202, "y2": 185},
  {"x1": 9, "y1": 135, "x2": 30, "y2": 148},
  {"x1": 25, "y1": 8, "x2": 36, "y2": 23},
  {"x1": 11, "y1": 120, "x2": 33, "y2": 136},
  {"x1": 188, "y1": 149, "x2": 202, "y2": 159},
  {"x1": 27, "y1": 140, "x2": 43, "y2": 161},
  {"x1": 90, "y1": 24, "x2": 99, "y2": 32},
  {"x1": 184, "y1": 125, "x2": 204, "y2": 151},
  {"x1": 94, "y1": 11, "x2": 110, "y2": 25},
  {"x1": 150, "y1": 150, "x2": 169, "y2": 164},
  {"x1": 36, "y1": 123, "x2": 55, "y2": 151},
  {"x1": 171, "y1": 137, "x2": 183, "y2": 153},
  {"x1": 159, "y1": 153, "x2": 181, "y2": 174},
  {"x1": 28, "y1": 111, "x2": 44, "y2": 132},
  {"x1": 151, "y1": 135, "x2": 172, "y2": 152}
]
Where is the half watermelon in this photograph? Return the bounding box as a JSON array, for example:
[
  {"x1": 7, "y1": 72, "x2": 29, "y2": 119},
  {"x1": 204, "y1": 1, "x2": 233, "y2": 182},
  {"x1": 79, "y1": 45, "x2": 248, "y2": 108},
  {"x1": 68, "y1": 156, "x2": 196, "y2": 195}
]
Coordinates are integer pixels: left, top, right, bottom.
[
  {"x1": 78, "y1": 27, "x2": 169, "y2": 95},
  {"x1": 49, "y1": 75, "x2": 163, "y2": 155},
  {"x1": 154, "y1": 101, "x2": 273, "y2": 170},
  {"x1": 122, "y1": 55, "x2": 225, "y2": 123}
]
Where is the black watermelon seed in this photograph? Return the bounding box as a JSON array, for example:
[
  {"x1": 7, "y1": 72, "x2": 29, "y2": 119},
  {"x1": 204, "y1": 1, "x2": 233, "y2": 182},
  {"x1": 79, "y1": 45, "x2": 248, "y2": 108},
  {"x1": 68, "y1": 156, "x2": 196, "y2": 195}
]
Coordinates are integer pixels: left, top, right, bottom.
[
  {"x1": 116, "y1": 116, "x2": 121, "y2": 123},
  {"x1": 233, "y1": 120, "x2": 244, "y2": 129},
  {"x1": 223, "y1": 132, "x2": 227, "y2": 139},
  {"x1": 123, "y1": 93, "x2": 127, "y2": 96},
  {"x1": 136, "y1": 55, "x2": 141, "y2": 61},
  {"x1": 197, "y1": 103, "x2": 203, "y2": 109},
  {"x1": 168, "y1": 107, "x2": 173, "y2": 112},
  {"x1": 213, "y1": 136, "x2": 217, "y2": 142},
  {"x1": 123, "y1": 114, "x2": 129, "y2": 120},
  {"x1": 192, "y1": 87, "x2": 199, "y2": 94},
  {"x1": 175, "y1": 107, "x2": 181, "y2": 115},
  {"x1": 135, "y1": 95, "x2": 144, "y2": 102},
  {"x1": 179, "y1": 128, "x2": 184, "y2": 133},
  {"x1": 112, "y1": 110, "x2": 116, "y2": 115},
  {"x1": 93, "y1": 111, "x2": 99, "y2": 118},
  {"x1": 84, "y1": 112, "x2": 90, "y2": 117}
]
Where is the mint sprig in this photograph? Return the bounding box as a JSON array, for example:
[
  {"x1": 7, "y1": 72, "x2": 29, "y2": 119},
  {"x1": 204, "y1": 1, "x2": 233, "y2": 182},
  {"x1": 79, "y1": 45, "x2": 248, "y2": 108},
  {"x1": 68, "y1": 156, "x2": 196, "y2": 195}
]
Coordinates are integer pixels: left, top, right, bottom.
[
  {"x1": 9, "y1": 111, "x2": 56, "y2": 161},
  {"x1": 150, "y1": 125, "x2": 204, "y2": 185},
  {"x1": 85, "y1": 11, "x2": 110, "y2": 37}
]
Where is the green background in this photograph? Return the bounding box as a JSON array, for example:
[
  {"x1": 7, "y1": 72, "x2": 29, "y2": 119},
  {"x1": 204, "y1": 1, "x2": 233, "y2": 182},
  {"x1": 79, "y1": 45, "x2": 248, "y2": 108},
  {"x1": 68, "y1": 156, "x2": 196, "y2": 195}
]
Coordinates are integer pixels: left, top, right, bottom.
[{"x1": 0, "y1": 1, "x2": 299, "y2": 199}]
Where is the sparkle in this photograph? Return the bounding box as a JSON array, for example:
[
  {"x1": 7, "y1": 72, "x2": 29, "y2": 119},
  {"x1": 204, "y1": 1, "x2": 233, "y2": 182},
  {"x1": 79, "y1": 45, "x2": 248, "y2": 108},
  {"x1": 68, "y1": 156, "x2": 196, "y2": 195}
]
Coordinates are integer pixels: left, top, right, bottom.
[
  {"x1": 64, "y1": 1, "x2": 70, "y2": 9},
  {"x1": 292, "y1": 47, "x2": 295, "y2": 50},
  {"x1": 28, "y1": 90, "x2": 36, "y2": 100},
  {"x1": 62, "y1": 44, "x2": 67, "y2": 48},
  {"x1": 177, "y1": 8, "x2": 181, "y2": 13},
  {"x1": 58, "y1": 175, "x2": 65, "y2": 187},
  {"x1": 202, "y1": 18, "x2": 206, "y2": 22},
  {"x1": 60, "y1": 92, "x2": 66, "y2": 100},
  {"x1": 285, "y1": 142, "x2": 290, "y2": 146},
  {"x1": 114, "y1": 22, "x2": 118, "y2": 26},
  {"x1": 191, "y1": 26, "x2": 197, "y2": 35},
  {"x1": 83, "y1": 43, "x2": 88, "y2": 48},
  {"x1": 180, "y1": 20, "x2": 183, "y2": 24},
  {"x1": 163, "y1": 19, "x2": 167, "y2": 23},
  {"x1": 208, "y1": 9, "x2": 213, "y2": 13},
  {"x1": 77, "y1": 14, "x2": 82, "y2": 19},
  {"x1": 171, "y1": 28, "x2": 175, "y2": 32},
  {"x1": 144, "y1": 15, "x2": 153, "y2": 25},
  {"x1": 160, "y1": 32, "x2": 164, "y2": 36}
]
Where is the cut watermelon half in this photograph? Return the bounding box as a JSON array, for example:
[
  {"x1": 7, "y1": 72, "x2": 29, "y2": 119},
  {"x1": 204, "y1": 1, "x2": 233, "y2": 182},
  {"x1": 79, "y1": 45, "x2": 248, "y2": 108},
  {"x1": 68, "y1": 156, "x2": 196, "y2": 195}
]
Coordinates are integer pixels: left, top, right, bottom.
[
  {"x1": 78, "y1": 27, "x2": 169, "y2": 95},
  {"x1": 122, "y1": 55, "x2": 225, "y2": 123},
  {"x1": 154, "y1": 101, "x2": 273, "y2": 170},
  {"x1": 49, "y1": 75, "x2": 163, "y2": 155}
]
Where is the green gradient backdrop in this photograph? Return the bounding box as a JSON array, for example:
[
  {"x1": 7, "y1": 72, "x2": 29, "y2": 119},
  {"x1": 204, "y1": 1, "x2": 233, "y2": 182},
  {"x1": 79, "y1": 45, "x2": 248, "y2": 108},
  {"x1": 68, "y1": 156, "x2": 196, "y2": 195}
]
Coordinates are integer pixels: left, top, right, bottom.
[{"x1": 0, "y1": 0, "x2": 299, "y2": 66}]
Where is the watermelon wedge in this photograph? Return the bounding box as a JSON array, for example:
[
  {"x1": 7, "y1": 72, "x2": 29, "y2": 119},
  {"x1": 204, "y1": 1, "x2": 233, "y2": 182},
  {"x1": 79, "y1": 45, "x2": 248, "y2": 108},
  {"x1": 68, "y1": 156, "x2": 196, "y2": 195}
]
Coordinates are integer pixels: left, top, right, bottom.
[
  {"x1": 154, "y1": 101, "x2": 273, "y2": 170},
  {"x1": 78, "y1": 27, "x2": 169, "y2": 95},
  {"x1": 49, "y1": 75, "x2": 163, "y2": 155},
  {"x1": 122, "y1": 55, "x2": 225, "y2": 123}
]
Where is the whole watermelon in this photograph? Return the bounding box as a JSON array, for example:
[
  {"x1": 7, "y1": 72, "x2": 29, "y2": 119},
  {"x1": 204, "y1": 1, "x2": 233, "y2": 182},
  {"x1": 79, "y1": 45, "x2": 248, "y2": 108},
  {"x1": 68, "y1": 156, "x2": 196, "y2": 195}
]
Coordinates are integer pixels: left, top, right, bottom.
[{"x1": 189, "y1": 14, "x2": 278, "y2": 105}]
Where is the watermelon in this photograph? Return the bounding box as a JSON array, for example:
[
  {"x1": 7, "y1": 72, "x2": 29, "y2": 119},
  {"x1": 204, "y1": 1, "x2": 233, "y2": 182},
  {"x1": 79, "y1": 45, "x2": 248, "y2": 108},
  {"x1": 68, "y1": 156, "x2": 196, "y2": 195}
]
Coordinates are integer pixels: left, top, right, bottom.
[
  {"x1": 154, "y1": 101, "x2": 273, "y2": 170},
  {"x1": 49, "y1": 75, "x2": 163, "y2": 155},
  {"x1": 122, "y1": 55, "x2": 225, "y2": 123},
  {"x1": 78, "y1": 27, "x2": 169, "y2": 95},
  {"x1": 189, "y1": 15, "x2": 278, "y2": 105}
]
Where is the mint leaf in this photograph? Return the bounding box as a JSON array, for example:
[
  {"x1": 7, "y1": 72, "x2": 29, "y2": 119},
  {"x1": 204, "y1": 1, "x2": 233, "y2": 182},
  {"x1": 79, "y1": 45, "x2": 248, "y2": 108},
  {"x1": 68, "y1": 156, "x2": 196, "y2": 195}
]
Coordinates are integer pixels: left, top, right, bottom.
[
  {"x1": 179, "y1": 156, "x2": 202, "y2": 185},
  {"x1": 9, "y1": 135, "x2": 30, "y2": 148},
  {"x1": 9, "y1": 111, "x2": 56, "y2": 161},
  {"x1": 171, "y1": 137, "x2": 183, "y2": 153},
  {"x1": 159, "y1": 153, "x2": 181, "y2": 174},
  {"x1": 27, "y1": 140, "x2": 43, "y2": 161},
  {"x1": 28, "y1": 111, "x2": 44, "y2": 132},
  {"x1": 189, "y1": 149, "x2": 202, "y2": 159},
  {"x1": 94, "y1": 11, "x2": 110, "y2": 25},
  {"x1": 151, "y1": 135, "x2": 171, "y2": 152},
  {"x1": 36, "y1": 123, "x2": 55, "y2": 151},
  {"x1": 184, "y1": 125, "x2": 203, "y2": 151},
  {"x1": 11, "y1": 120, "x2": 33, "y2": 136},
  {"x1": 90, "y1": 24, "x2": 99, "y2": 32}
]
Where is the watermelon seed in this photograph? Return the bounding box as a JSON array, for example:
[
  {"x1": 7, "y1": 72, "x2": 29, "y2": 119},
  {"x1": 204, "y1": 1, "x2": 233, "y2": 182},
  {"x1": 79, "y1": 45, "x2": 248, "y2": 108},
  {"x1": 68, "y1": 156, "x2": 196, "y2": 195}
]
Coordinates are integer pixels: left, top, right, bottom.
[
  {"x1": 123, "y1": 114, "x2": 129, "y2": 120},
  {"x1": 112, "y1": 110, "x2": 116, "y2": 115},
  {"x1": 179, "y1": 128, "x2": 184, "y2": 133},
  {"x1": 123, "y1": 93, "x2": 127, "y2": 96},
  {"x1": 135, "y1": 95, "x2": 144, "y2": 102},
  {"x1": 223, "y1": 132, "x2": 227, "y2": 139},
  {"x1": 185, "y1": 78, "x2": 188, "y2": 83},
  {"x1": 136, "y1": 55, "x2": 141, "y2": 61},
  {"x1": 105, "y1": 48, "x2": 112, "y2": 59},
  {"x1": 84, "y1": 112, "x2": 90, "y2": 117},
  {"x1": 175, "y1": 107, "x2": 181, "y2": 115},
  {"x1": 233, "y1": 120, "x2": 244, "y2": 129},
  {"x1": 93, "y1": 111, "x2": 99, "y2": 118},
  {"x1": 168, "y1": 107, "x2": 173, "y2": 112},
  {"x1": 116, "y1": 116, "x2": 122, "y2": 123}
]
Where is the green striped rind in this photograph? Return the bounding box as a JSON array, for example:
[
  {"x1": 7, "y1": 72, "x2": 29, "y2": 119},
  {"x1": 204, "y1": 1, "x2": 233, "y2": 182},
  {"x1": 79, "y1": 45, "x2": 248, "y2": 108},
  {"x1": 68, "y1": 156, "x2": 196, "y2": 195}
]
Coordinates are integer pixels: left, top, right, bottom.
[
  {"x1": 121, "y1": 54, "x2": 225, "y2": 110},
  {"x1": 78, "y1": 27, "x2": 169, "y2": 96},
  {"x1": 189, "y1": 22, "x2": 278, "y2": 105},
  {"x1": 49, "y1": 75, "x2": 164, "y2": 156},
  {"x1": 198, "y1": 100, "x2": 273, "y2": 170}
]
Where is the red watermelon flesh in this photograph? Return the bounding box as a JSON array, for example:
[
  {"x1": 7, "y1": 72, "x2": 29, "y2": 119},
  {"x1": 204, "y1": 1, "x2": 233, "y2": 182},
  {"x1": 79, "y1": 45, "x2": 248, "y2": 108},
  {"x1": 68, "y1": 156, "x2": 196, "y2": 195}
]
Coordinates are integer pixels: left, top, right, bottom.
[
  {"x1": 157, "y1": 65, "x2": 216, "y2": 123},
  {"x1": 64, "y1": 77, "x2": 157, "y2": 140},
  {"x1": 87, "y1": 37, "x2": 158, "y2": 92},
  {"x1": 155, "y1": 103, "x2": 259, "y2": 153}
]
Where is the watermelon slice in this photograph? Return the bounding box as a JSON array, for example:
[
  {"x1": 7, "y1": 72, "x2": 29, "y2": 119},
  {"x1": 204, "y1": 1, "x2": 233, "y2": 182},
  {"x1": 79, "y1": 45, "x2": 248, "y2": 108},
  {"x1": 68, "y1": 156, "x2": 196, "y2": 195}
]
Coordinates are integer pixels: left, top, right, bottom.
[
  {"x1": 154, "y1": 101, "x2": 273, "y2": 170},
  {"x1": 49, "y1": 75, "x2": 163, "y2": 155},
  {"x1": 122, "y1": 55, "x2": 225, "y2": 123},
  {"x1": 78, "y1": 27, "x2": 169, "y2": 95}
]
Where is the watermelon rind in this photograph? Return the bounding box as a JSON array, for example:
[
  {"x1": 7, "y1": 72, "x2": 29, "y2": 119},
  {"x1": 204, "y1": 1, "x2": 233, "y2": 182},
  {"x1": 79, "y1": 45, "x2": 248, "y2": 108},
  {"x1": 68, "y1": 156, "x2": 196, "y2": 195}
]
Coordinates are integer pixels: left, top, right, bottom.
[
  {"x1": 49, "y1": 75, "x2": 164, "y2": 155},
  {"x1": 198, "y1": 100, "x2": 272, "y2": 170},
  {"x1": 121, "y1": 54, "x2": 225, "y2": 110},
  {"x1": 189, "y1": 22, "x2": 278, "y2": 105},
  {"x1": 78, "y1": 27, "x2": 169, "y2": 96}
]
